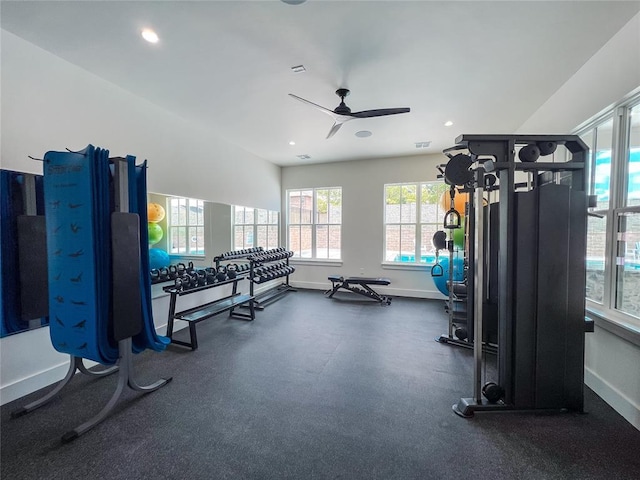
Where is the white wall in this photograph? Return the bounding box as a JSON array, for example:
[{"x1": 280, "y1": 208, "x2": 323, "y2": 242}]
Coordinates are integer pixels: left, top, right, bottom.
[
  {"x1": 518, "y1": 13, "x2": 640, "y2": 430},
  {"x1": 282, "y1": 153, "x2": 448, "y2": 298},
  {"x1": 0, "y1": 31, "x2": 281, "y2": 404}
]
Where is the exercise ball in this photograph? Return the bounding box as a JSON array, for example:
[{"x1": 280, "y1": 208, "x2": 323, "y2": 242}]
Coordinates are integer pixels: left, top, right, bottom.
[
  {"x1": 148, "y1": 248, "x2": 170, "y2": 270},
  {"x1": 148, "y1": 222, "x2": 164, "y2": 245},
  {"x1": 439, "y1": 191, "x2": 468, "y2": 215},
  {"x1": 147, "y1": 202, "x2": 166, "y2": 223},
  {"x1": 452, "y1": 219, "x2": 465, "y2": 249},
  {"x1": 432, "y1": 256, "x2": 465, "y2": 296}
]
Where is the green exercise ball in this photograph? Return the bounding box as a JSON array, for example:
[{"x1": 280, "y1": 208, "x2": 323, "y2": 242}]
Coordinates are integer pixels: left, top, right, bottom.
[{"x1": 148, "y1": 222, "x2": 164, "y2": 245}]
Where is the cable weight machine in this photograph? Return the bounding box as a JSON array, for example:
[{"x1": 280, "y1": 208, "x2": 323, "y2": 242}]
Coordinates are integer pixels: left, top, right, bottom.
[{"x1": 439, "y1": 134, "x2": 592, "y2": 417}]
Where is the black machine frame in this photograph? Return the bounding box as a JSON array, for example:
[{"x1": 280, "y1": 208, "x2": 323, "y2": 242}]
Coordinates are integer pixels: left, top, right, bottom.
[{"x1": 440, "y1": 134, "x2": 591, "y2": 417}]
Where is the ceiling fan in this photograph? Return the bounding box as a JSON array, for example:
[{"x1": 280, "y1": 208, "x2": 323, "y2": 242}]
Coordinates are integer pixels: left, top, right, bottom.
[{"x1": 288, "y1": 88, "x2": 410, "y2": 139}]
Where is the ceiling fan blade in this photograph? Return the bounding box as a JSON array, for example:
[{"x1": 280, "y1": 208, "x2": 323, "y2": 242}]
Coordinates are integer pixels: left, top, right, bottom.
[
  {"x1": 326, "y1": 122, "x2": 343, "y2": 139},
  {"x1": 351, "y1": 107, "x2": 410, "y2": 118},
  {"x1": 289, "y1": 94, "x2": 338, "y2": 119}
]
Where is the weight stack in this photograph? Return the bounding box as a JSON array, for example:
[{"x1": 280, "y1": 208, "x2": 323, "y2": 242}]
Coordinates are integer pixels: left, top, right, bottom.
[{"x1": 512, "y1": 182, "x2": 586, "y2": 411}]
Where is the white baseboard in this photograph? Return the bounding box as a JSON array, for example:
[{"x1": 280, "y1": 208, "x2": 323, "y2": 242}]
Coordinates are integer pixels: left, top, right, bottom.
[
  {"x1": 289, "y1": 280, "x2": 446, "y2": 300},
  {"x1": 0, "y1": 361, "x2": 70, "y2": 406},
  {"x1": 585, "y1": 367, "x2": 640, "y2": 430}
]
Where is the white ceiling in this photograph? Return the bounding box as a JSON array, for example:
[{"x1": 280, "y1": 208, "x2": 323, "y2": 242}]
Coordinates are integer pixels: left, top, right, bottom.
[{"x1": 2, "y1": 1, "x2": 639, "y2": 166}]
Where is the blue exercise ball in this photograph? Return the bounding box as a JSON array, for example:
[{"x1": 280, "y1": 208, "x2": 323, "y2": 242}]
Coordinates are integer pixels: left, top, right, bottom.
[
  {"x1": 148, "y1": 248, "x2": 170, "y2": 270},
  {"x1": 431, "y1": 256, "x2": 465, "y2": 296}
]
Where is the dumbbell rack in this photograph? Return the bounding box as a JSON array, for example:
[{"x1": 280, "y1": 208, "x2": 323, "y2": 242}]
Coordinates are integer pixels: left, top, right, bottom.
[
  {"x1": 248, "y1": 248, "x2": 296, "y2": 310},
  {"x1": 213, "y1": 247, "x2": 263, "y2": 279}
]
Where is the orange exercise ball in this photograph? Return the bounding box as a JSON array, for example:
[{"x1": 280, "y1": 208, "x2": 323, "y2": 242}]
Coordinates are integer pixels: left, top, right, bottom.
[
  {"x1": 439, "y1": 190, "x2": 469, "y2": 214},
  {"x1": 147, "y1": 202, "x2": 166, "y2": 223}
]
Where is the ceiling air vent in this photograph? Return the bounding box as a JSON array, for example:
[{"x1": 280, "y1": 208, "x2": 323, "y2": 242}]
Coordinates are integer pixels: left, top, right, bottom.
[
  {"x1": 297, "y1": 154, "x2": 311, "y2": 160},
  {"x1": 415, "y1": 141, "x2": 431, "y2": 149}
]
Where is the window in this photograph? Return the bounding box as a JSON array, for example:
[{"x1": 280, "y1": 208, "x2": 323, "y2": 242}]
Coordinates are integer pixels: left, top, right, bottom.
[
  {"x1": 168, "y1": 197, "x2": 205, "y2": 255},
  {"x1": 580, "y1": 93, "x2": 640, "y2": 324},
  {"x1": 233, "y1": 206, "x2": 280, "y2": 250},
  {"x1": 287, "y1": 188, "x2": 342, "y2": 259},
  {"x1": 384, "y1": 182, "x2": 449, "y2": 263}
]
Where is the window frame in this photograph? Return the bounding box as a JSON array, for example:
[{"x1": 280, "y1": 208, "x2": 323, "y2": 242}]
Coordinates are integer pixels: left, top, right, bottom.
[
  {"x1": 232, "y1": 205, "x2": 280, "y2": 251},
  {"x1": 166, "y1": 196, "x2": 205, "y2": 257},
  {"x1": 579, "y1": 92, "x2": 640, "y2": 329},
  {"x1": 383, "y1": 181, "x2": 449, "y2": 265},
  {"x1": 286, "y1": 187, "x2": 342, "y2": 260}
]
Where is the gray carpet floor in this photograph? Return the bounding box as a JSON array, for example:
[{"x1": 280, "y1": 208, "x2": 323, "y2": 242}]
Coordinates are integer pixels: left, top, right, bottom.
[{"x1": 1, "y1": 288, "x2": 639, "y2": 480}]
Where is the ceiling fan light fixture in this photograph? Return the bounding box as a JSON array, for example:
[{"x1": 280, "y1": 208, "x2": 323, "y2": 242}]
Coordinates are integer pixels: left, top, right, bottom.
[
  {"x1": 355, "y1": 130, "x2": 372, "y2": 138},
  {"x1": 141, "y1": 28, "x2": 159, "y2": 44}
]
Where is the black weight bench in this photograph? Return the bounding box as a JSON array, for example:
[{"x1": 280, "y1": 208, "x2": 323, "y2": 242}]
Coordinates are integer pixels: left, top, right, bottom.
[{"x1": 325, "y1": 276, "x2": 392, "y2": 305}]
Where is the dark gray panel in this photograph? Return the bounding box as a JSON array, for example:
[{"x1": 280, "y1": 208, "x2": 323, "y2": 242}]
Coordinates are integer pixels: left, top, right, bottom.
[
  {"x1": 111, "y1": 212, "x2": 142, "y2": 340},
  {"x1": 17, "y1": 215, "x2": 49, "y2": 320},
  {"x1": 535, "y1": 183, "x2": 570, "y2": 409},
  {"x1": 513, "y1": 190, "x2": 538, "y2": 408}
]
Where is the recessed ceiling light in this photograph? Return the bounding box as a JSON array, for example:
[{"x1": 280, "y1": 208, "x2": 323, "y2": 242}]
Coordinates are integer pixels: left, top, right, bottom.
[
  {"x1": 444, "y1": 121, "x2": 454, "y2": 127},
  {"x1": 141, "y1": 29, "x2": 159, "y2": 44},
  {"x1": 291, "y1": 65, "x2": 306, "y2": 73},
  {"x1": 282, "y1": 0, "x2": 307, "y2": 5},
  {"x1": 355, "y1": 130, "x2": 372, "y2": 138},
  {"x1": 289, "y1": 141, "x2": 296, "y2": 146}
]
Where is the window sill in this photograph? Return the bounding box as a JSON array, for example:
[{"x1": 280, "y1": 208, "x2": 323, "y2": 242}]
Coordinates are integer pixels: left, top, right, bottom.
[
  {"x1": 168, "y1": 254, "x2": 206, "y2": 261},
  {"x1": 290, "y1": 259, "x2": 343, "y2": 267},
  {"x1": 586, "y1": 303, "x2": 640, "y2": 347},
  {"x1": 381, "y1": 262, "x2": 431, "y2": 271}
]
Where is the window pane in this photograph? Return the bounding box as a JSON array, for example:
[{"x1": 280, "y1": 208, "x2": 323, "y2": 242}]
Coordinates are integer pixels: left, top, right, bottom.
[
  {"x1": 268, "y1": 226, "x2": 279, "y2": 249},
  {"x1": 301, "y1": 190, "x2": 313, "y2": 224},
  {"x1": 197, "y1": 200, "x2": 204, "y2": 225},
  {"x1": 627, "y1": 105, "x2": 640, "y2": 207},
  {"x1": 316, "y1": 224, "x2": 328, "y2": 259},
  {"x1": 300, "y1": 225, "x2": 312, "y2": 258},
  {"x1": 234, "y1": 226, "x2": 244, "y2": 250},
  {"x1": 400, "y1": 224, "x2": 416, "y2": 260},
  {"x1": 257, "y1": 225, "x2": 267, "y2": 248},
  {"x1": 244, "y1": 226, "x2": 254, "y2": 248},
  {"x1": 316, "y1": 189, "x2": 328, "y2": 224},
  {"x1": 178, "y1": 198, "x2": 187, "y2": 225},
  {"x1": 586, "y1": 215, "x2": 607, "y2": 303},
  {"x1": 288, "y1": 191, "x2": 301, "y2": 224},
  {"x1": 615, "y1": 211, "x2": 640, "y2": 318},
  {"x1": 385, "y1": 225, "x2": 400, "y2": 261},
  {"x1": 594, "y1": 118, "x2": 613, "y2": 210},
  {"x1": 328, "y1": 225, "x2": 341, "y2": 259},
  {"x1": 235, "y1": 206, "x2": 245, "y2": 224},
  {"x1": 289, "y1": 226, "x2": 300, "y2": 257},
  {"x1": 170, "y1": 198, "x2": 180, "y2": 225},
  {"x1": 269, "y1": 211, "x2": 279, "y2": 224},
  {"x1": 400, "y1": 185, "x2": 417, "y2": 223},
  {"x1": 245, "y1": 208, "x2": 254, "y2": 225},
  {"x1": 188, "y1": 201, "x2": 198, "y2": 225},
  {"x1": 329, "y1": 188, "x2": 342, "y2": 224},
  {"x1": 257, "y1": 208, "x2": 268, "y2": 224},
  {"x1": 421, "y1": 224, "x2": 440, "y2": 262},
  {"x1": 385, "y1": 185, "x2": 401, "y2": 223},
  {"x1": 421, "y1": 183, "x2": 448, "y2": 224}
]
